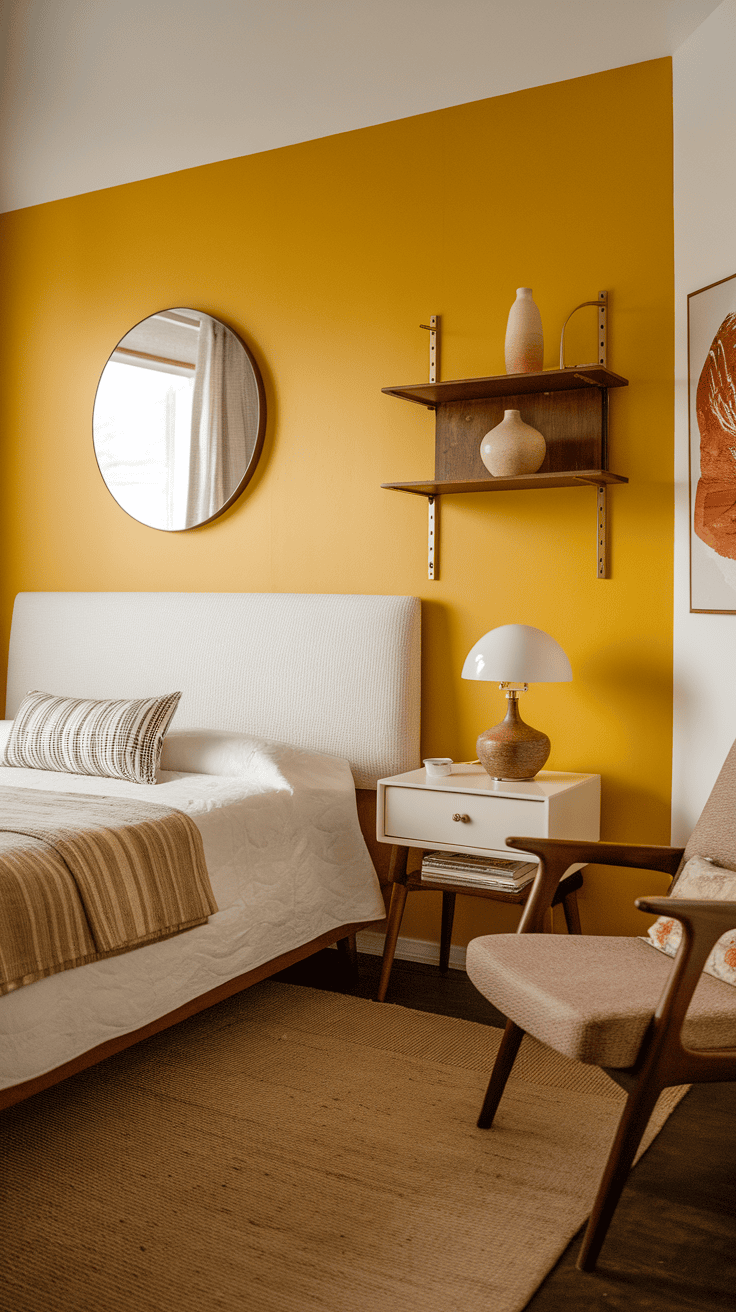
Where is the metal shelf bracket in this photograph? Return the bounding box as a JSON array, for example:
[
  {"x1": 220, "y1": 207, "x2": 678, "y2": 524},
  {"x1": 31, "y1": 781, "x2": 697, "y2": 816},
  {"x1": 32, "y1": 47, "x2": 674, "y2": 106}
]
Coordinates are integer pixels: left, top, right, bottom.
[
  {"x1": 597, "y1": 484, "x2": 607, "y2": 578},
  {"x1": 419, "y1": 314, "x2": 440, "y2": 387},
  {"x1": 560, "y1": 290, "x2": 607, "y2": 370},
  {"x1": 420, "y1": 315, "x2": 440, "y2": 579},
  {"x1": 428, "y1": 496, "x2": 437, "y2": 579}
]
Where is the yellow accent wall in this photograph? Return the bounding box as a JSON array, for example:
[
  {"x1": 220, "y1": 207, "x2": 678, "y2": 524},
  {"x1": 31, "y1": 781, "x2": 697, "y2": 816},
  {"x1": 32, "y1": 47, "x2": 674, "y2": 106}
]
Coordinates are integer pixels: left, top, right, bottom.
[{"x1": 0, "y1": 59, "x2": 674, "y2": 945}]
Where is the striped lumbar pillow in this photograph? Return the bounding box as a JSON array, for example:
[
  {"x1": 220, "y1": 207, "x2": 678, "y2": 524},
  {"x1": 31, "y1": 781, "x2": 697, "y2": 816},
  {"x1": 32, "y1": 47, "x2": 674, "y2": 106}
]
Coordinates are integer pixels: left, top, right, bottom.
[{"x1": 2, "y1": 690, "x2": 182, "y2": 785}]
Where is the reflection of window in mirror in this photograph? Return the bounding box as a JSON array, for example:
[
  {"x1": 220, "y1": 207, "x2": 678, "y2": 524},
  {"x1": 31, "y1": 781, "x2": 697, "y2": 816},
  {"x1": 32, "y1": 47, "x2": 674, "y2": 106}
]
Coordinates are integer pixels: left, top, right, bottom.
[
  {"x1": 94, "y1": 308, "x2": 266, "y2": 531},
  {"x1": 94, "y1": 310, "x2": 199, "y2": 530}
]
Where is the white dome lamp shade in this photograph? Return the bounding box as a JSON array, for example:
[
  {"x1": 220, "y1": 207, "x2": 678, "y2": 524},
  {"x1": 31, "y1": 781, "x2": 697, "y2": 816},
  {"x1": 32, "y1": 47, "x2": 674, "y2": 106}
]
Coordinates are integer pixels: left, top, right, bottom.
[{"x1": 462, "y1": 624, "x2": 572, "y2": 780}]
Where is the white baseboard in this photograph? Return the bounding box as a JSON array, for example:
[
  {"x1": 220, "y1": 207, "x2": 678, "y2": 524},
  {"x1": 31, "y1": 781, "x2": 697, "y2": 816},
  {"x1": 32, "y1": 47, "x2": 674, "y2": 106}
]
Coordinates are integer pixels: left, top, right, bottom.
[{"x1": 354, "y1": 929, "x2": 467, "y2": 971}]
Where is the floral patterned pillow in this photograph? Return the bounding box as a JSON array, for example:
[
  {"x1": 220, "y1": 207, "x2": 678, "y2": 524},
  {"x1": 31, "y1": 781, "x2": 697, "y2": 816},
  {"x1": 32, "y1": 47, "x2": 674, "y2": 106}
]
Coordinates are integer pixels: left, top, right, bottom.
[{"x1": 645, "y1": 854, "x2": 736, "y2": 987}]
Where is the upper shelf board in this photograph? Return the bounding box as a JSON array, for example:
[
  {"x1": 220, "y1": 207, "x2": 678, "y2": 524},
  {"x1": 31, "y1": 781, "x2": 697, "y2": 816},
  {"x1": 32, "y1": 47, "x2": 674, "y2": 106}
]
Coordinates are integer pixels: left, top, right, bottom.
[{"x1": 381, "y1": 365, "x2": 629, "y2": 409}]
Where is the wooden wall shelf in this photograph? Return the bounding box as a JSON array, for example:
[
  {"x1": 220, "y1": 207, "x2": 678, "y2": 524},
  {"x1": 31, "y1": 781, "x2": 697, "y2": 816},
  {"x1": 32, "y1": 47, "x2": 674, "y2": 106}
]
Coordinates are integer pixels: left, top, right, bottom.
[
  {"x1": 382, "y1": 470, "x2": 628, "y2": 497},
  {"x1": 381, "y1": 365, "x2": 628, "y2": 408},
  {"x1": 381, "y1": 364, "x2": 629, "y2": 579}
]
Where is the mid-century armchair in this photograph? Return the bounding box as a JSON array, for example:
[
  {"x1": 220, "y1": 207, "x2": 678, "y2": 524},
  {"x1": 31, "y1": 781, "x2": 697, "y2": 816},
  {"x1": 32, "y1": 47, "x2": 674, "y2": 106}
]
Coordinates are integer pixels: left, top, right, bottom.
[{"x1": 465, "y1": 741, "x2": 736, "y2": 1272}]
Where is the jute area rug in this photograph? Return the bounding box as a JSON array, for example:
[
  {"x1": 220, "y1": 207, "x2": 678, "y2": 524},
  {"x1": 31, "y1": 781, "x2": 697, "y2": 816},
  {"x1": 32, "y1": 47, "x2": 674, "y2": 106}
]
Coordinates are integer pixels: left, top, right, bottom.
[{"x1": 0, "y1": 981, "x2": 686, "y2": 1312}]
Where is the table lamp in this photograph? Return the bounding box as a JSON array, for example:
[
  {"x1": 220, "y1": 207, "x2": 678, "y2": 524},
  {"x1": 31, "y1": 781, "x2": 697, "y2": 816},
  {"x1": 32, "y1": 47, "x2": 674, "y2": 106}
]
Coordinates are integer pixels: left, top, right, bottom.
[{"x1": 461, "y1": 624, "x2": 572, "y2": 780}]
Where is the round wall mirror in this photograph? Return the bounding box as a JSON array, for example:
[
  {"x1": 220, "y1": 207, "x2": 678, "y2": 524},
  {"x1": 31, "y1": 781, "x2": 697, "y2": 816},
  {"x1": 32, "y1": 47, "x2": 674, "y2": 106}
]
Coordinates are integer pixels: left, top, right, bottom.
[{"x1": 93, "y1": 309, "x2": 266, "y2": 530}]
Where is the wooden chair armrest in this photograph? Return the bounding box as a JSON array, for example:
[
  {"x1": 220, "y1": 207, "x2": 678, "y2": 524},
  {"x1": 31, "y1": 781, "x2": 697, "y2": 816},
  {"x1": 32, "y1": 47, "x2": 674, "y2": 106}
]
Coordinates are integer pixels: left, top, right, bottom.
[
  {"x1": 632, "y1": 897, "x2": 736, "y2": 1080},
  {"x1": 505, "y1": 837, "x2": 686, "y2": 935},
  {"x1": 506, "y1": 836, "x2": 685, "y2": 875},
  {"x1": 636, "y1": 895, "x2": 736, "y2": 949}
]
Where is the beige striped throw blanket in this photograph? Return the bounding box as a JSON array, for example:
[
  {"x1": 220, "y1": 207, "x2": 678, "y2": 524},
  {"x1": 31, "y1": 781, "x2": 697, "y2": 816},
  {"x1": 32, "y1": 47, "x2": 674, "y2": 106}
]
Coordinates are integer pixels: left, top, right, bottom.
[{"x1": 0, "y1": 788, "x2": 217, "y2": 995}]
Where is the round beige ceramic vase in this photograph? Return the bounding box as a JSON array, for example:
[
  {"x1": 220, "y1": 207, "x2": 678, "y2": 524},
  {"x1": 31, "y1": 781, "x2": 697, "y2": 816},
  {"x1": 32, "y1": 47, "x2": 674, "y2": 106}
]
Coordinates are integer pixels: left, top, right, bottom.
[
  {"x1": 480, "y1": 409, "x2": 546, "y2": 477},
  {"x1": 504, "y1": 287, "x2": 543, "y2": 374}
]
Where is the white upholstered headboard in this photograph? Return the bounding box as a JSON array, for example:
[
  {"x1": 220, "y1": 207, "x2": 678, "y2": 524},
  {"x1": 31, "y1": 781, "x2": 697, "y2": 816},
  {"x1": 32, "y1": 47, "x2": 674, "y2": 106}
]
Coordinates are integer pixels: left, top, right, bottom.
[{"x1": 5, "y1": 593, "x2": 421, "y2": 789}]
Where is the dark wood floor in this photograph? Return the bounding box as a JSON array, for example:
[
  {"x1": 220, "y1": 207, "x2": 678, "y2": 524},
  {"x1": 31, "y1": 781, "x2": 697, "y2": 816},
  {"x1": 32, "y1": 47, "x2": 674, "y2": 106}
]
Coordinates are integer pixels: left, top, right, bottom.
[{"x1": 276, "y1": 948, "x2": 736, "y2": 1312}]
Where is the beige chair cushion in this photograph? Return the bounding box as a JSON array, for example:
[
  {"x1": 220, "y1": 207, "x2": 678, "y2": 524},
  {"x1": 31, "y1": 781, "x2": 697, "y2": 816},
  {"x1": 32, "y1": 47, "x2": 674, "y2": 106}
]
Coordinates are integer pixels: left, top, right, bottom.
[{"x1": 466, "y1": 934, "x2": 736, "y2": 1068}]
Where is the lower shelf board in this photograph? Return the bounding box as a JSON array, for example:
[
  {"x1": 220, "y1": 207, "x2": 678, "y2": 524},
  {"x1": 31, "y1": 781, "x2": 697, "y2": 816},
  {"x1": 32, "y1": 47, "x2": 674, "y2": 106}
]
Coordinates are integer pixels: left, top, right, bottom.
[
  {"x1": 381, "y1": 470, "x2": 626, "y2": 579},
  {"x1": 381, "y1": 469, "x2": 628, "y2": 496}
]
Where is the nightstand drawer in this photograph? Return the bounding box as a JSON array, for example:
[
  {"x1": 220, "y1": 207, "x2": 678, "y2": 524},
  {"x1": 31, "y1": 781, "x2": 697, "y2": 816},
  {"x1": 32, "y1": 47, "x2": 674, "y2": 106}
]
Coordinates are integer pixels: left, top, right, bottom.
[{"x1": 383, "y1": 785, "x2": 546, "y2": 850}]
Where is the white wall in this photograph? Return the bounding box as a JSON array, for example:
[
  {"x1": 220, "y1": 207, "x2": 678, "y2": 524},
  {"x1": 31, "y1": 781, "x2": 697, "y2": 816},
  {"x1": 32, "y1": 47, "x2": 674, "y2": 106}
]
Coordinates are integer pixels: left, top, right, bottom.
[
  {"x1": 672, "y1": 0, "x2": 736, "y2": 841},
  {"x1": 0, "y1": 0, "x2": 719, "y2": 212}
]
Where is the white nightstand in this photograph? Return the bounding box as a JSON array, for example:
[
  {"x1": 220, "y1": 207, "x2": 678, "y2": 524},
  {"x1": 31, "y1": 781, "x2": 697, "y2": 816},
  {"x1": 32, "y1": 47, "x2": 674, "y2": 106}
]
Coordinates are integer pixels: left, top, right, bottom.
[{"x1": 375, "y1": 763, "x2": 601, "y2": 1001}]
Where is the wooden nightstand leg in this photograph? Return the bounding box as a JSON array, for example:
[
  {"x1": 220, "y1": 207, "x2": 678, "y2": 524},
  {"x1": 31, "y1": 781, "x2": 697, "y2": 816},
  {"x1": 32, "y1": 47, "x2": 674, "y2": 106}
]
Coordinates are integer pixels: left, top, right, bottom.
[
  {"x1": 562, "y1": 887, "x2": 583, "y2": 935},
  {"x1": 439, "y1": 891, "x2": 456, "y2": 975},
  {"x1": 376, "y1": 883, "x2": 409, "y2": 1002},
  {"x1": 376, "y1": 849, "x2": 409, "y2": 1002}
]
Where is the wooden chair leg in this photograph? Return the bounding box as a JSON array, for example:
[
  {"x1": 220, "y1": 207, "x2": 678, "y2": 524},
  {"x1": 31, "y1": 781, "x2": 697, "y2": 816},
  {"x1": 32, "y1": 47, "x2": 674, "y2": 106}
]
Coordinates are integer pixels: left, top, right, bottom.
[
  {"x1": 439, "y1": 891, "x2": 456, "y2": 975},
  {"x1": 577, "y1": 1075, "x2": 663, "y2": 1271},
  {"x1": 376, "y1": 881, "x2": 409, "y2": 1002},
  {"x1": 477, "y1": 1019, "x2": 525, "y2": 1128},
  {"x1": 336, "y1": 933, "x2": 359, "y2": 991},
  {"x1": 562, "y1": 887, "x2": 583, "y2": 935}
]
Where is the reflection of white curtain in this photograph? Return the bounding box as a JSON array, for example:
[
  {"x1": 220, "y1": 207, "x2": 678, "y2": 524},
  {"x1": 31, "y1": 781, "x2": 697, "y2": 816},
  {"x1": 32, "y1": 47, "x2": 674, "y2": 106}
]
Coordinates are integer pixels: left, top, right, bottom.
[{"x1": 185, "y1": 319, "x2": 259, "y2": 527}]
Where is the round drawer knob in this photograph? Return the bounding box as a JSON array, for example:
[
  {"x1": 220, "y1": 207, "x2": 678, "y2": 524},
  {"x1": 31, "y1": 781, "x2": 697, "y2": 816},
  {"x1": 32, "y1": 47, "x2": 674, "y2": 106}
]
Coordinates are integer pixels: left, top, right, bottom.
[{"x1": 452, "y1": 813, "x2": 470, "y2": 823}]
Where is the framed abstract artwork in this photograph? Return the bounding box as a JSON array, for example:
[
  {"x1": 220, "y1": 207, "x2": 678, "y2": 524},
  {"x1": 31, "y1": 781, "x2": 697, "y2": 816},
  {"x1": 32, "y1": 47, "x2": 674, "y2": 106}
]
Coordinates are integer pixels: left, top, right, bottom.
[{"x1": 689, "y1": 271, "x2": 736, "y2": 613}]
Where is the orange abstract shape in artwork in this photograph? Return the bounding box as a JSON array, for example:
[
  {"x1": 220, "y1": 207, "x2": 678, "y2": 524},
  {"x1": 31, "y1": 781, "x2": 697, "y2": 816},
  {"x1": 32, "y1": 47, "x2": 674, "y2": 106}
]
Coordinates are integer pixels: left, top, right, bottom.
[{"x1": 694, "y1": 312, "x2": 736, "y2": 559}]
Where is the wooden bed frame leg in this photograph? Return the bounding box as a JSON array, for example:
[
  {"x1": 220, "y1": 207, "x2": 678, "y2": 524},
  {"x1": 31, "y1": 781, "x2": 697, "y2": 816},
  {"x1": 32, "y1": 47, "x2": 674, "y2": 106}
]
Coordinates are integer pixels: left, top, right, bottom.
[{"x1": 336, "y1": 934, "x2": 359, "y2": 991}]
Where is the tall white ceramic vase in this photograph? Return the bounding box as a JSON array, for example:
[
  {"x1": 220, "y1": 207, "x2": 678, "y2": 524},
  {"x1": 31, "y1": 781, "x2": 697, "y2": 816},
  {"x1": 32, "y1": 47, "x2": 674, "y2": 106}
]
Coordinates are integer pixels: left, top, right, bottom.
[
  {"x1": 504, "y1": 287, "x2": 543, "y2": 374},
  {"x1": 480, "y1": 409, "x2": 546, "y2": 477}
]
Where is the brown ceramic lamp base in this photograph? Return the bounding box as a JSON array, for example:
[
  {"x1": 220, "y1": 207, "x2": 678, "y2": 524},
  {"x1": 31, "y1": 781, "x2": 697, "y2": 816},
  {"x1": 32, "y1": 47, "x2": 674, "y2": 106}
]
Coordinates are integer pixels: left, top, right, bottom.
[{"x1": 476, "y1": 692, "x2": 550, "y2": 781}]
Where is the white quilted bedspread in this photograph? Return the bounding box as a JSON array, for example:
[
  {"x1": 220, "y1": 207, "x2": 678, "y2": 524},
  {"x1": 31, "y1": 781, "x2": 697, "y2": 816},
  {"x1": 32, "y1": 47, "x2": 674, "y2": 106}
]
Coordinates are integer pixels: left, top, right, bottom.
[{"x1": 0, "y1": 731, "x2": 385, "y2": 1089}]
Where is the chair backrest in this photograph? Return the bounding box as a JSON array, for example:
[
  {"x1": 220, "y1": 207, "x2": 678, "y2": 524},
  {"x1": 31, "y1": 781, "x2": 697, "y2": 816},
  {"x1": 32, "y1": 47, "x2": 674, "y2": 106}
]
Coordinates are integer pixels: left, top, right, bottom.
[{"x1": 679, "y1": 735, "x2": 736, "y2": 876}]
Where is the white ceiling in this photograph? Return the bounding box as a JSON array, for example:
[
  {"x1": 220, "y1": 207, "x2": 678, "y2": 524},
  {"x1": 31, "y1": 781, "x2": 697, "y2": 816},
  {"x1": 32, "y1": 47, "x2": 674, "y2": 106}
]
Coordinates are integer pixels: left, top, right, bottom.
[{"x1": 0, "y1": 0, "x2": 723, "y2": 213}]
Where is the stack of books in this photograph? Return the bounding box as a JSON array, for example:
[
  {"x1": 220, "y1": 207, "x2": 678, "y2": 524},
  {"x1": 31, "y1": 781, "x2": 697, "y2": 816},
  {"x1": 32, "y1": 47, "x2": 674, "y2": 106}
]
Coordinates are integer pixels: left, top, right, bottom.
[{"x1": 420, "y1": 851, "x2": 537, "y2": 892}]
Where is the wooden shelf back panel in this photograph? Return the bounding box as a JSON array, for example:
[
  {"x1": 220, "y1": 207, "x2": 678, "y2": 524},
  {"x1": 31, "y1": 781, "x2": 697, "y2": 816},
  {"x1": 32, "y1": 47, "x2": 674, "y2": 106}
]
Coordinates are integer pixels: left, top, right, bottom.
[{"x1": 435, "y1": 388, "x2": 604, "y2": 481}]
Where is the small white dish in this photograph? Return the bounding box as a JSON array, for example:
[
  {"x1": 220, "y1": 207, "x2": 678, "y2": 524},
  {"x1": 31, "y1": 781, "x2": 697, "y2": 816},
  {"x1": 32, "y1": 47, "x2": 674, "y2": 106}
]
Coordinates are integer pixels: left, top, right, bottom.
[{"x1": 423, "y1": 757, "x2": 453, "y2": 778}]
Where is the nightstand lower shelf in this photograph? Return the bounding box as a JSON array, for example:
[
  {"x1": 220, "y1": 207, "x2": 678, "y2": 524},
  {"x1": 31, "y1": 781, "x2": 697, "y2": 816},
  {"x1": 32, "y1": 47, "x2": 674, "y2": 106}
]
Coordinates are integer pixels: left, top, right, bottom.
[{"x1": 376, "y1": 845, "x2": 583, "y2": 1003}]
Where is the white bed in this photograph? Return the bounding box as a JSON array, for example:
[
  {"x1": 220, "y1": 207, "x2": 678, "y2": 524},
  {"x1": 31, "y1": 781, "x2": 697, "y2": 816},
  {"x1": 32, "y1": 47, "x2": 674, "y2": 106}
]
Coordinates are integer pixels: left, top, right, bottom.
[{"x1": 0, "y1": 592, "x2": 421, "y2": 1108}]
